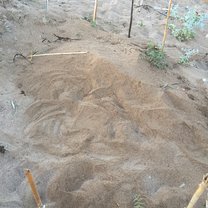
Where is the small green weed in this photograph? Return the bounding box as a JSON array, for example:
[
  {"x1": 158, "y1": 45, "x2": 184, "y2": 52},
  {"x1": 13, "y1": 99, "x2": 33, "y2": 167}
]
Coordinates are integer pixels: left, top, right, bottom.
[
  {"x1": 133, "y1": 194, "x2": 145, "y2": 208},
  {"x1": 91, "y1": 20, "x2": 96, "y2": 27},
  {"x1": 179, "y1": 48, "x2": 199, "y2": 64},
  {"x1": 138, "y1": 20, "x2": 145, "y2": 28},
  {"x1": 82, "y1": 15, "x2": 96, "y2": 27},
  {"x1": 144, "y1": 42, "x2": 168, "y2": 69}
]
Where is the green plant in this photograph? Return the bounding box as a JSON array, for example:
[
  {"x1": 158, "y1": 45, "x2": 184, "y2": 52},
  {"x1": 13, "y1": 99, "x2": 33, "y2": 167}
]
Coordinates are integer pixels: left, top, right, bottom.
[
  {"x1": 138, "y1": 20, "x2": 145, "y2": 28},
  {"x1": 169, "y1": 5, "x2": 208, "y2": 41},
  {"x1": 170, "y1": 4, "x2": 180, "y2": 19},
  {"x1": 169, "y1": 24, "x2": 195, "y2": 41},
  {"x1": 91, "y1": 20, "x2": 96, "y2": 27},
  {"x1": 179, "y1": 48, "x2": 199, "y2": 64},
  {"x1": 144, "y1": 42, "x2": 168, "y2": 69},
  {"x1": 133, "y1": 194, "x2": 145, "y2": 208},
  {"x1": 82, "y1": 15, "x2": 96, "y2": 27}
]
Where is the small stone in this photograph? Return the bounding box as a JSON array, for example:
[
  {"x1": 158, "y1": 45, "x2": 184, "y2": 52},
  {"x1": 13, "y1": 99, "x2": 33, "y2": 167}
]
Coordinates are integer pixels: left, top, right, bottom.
[
  {"x1": 188, "y1": 94, "x2": 195, "y2": 100},
  {"x1": 179, "y1": 183, "x2": 185, "y2": 188},
  {"x1": 0, "y1": 145, "x2": 6, "y2": 154}
]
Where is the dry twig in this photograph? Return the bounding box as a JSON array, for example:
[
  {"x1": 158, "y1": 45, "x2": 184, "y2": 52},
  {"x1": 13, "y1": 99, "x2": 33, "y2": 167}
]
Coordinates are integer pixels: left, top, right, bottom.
[
  {"x1": 53, "y1": 34, "x2": 81, "y2": 42},
  {"x1": 13, "y1": 53, "x2": 31, "y2": 63}
]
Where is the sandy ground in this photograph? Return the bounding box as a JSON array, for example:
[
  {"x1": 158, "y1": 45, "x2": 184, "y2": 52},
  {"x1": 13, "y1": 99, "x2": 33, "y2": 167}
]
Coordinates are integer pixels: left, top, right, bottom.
[{"x1": 0, "y1": 0, "x2": 208, "y2": 207}]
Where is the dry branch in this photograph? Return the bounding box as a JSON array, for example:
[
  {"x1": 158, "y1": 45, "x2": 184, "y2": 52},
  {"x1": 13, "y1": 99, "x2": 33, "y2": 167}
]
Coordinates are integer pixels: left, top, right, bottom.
[{"x1": 13, "y1": 53, "x2": 32, "y2": 63}]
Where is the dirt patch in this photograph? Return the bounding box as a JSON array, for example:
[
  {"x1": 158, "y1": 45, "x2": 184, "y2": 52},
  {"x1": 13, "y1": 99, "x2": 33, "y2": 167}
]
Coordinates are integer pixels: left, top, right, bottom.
[
  {"x1": 1, "y1": 0, "x2": 208, "y2": 207},
  {"x1": 17, "y1": 53, "x2": 208, "y2": 207}
]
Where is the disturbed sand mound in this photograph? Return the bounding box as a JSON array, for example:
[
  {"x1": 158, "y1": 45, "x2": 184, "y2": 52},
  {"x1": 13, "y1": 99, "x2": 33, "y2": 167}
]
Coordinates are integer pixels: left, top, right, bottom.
[
  {"x1": 46, "y1": 158, "x2": 155, "y2": 208},
  {"x1": 0, "y1": 0, "x2": 207, "y2": 207},
  {"x1": 18, "y1": 53, "x2": 208, "y2": 207}
]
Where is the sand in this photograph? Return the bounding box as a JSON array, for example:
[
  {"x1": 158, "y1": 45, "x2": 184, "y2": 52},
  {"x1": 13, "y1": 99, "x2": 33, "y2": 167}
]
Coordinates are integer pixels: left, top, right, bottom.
[{"x1": 0, "y1": 0, "x2": 208, "y2": 207}]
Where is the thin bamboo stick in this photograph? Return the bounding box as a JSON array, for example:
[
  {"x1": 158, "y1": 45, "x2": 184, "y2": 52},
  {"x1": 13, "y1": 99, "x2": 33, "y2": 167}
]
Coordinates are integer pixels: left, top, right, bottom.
[
  {"x1": 25, "y1": 169, "x2": 43, "y2": 208},
  {"x1": 186, "y1": 174, "x2": 208, "y2": 208},
  {"x1": 29, "y1": 51, "x2": 88, "y2": 60},
  {"x1": 93, "y1": 0, "x2": 98, "y2": 22},
  {"x1": 161, "y1": 0, "x2": 172, "y2": 51}
]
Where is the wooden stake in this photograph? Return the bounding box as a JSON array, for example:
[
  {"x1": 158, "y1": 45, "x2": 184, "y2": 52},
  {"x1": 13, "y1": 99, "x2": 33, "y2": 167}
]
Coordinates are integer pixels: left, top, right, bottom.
[
  {"x1": 25, "y1": 169, "x2": 43, "y2": 208},
  {"x1": 186, "y1": 174, "x2": 208, "y2": 208},
  {"x1": 128, "y1": 0, "x2": 134, "y2": 38},
  {"x1": 206, "y1": 192, "x2": 208, "y2": 208},
  {"x1": 161, "y1": 0, "x2": 172, "y2": 51},
  {"x1": 93, "y1": 0, "x2": 98, "y2": 22}
]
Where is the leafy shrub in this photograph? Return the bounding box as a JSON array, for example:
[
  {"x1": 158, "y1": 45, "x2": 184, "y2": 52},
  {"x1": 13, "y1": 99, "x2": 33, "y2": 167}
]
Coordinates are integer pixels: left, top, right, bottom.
[
  {"x1": 169, "y1": 24, "x2": 195, "y2": 41},
  {"x1": 144, "y1": 42, "x2": 168, "y2": 69},
  {"x1": 169, "y1": 5, "x2": 208, "y2": 41},
  {"x1": 183, "y1": 8, "x2": 207, "y2": 30}
]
